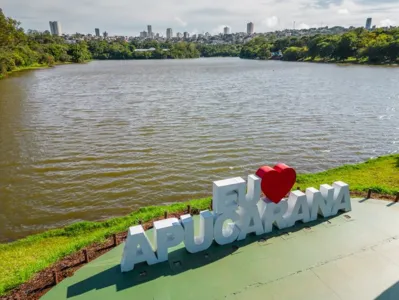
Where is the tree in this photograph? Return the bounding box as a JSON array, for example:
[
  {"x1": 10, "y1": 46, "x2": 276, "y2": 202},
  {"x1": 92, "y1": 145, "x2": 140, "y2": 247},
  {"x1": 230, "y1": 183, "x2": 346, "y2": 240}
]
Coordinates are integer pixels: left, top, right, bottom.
[
  {"x1": 258, "y1": 45, "x2": 271, "y2": 60},
  {"x1": 282, "y1": 47, "x2": 307, "y2": 61},
  {"x1": 68, "y1": 42, "x2": 91, "y2": 63},
  {"x1": 334, "y1": 32, "x2": 358, "y2": 60}
]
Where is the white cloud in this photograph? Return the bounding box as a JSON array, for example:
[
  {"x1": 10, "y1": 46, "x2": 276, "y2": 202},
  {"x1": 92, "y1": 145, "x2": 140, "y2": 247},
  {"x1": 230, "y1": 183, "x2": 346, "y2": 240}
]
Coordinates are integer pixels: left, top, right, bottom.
[
  {"x1": 211, "y1": 25, "x2": 229, "y2": 35},
  {"x1": 190, "y1": 28, "x2": 199, "y2": 35},
  {"x1": 337, "y1": 8, "x2": 349, "y2": 15},
  {"x1": 174, "y1": 17, "x2": 187, "y2": 27},
  {"x1": 297, "y1": 23, "x2": 310, "y2": 29},
  {"x1": 379, "y1": 19, "x2": 396, "y2": 27},
  {"x1": 262, "y1": 16, "x2": 279, "y2": 28},
  {"x1": 1, "y1": 0, "x2": 399, "y2": 35}
]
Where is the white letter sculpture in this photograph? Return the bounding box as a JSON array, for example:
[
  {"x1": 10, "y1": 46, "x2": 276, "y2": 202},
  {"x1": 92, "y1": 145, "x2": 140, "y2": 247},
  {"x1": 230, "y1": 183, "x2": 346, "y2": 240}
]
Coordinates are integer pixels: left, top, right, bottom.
[
  {"x1": 236, "y1": 175, "x2": 264, "y2": 240},
  {"x1": 120, "y1": 165, "x2": 353, "y2": 273},
  {"x1": 212, "y1": 177, "x2": 243, "y2": 245},
  {"x1": 120, "y1": 225, "x2": 158, "y2": 272},
  {"x1": 154, "y1": 218, "x2": 185, "y2": 262},
  {"x1": 181, "y1": 210, "x2": 214, "y2": 253}
]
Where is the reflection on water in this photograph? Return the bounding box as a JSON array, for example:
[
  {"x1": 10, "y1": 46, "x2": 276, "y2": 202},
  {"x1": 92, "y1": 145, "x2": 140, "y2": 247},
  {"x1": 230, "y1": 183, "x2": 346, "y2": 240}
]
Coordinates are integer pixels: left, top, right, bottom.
[{"x1": 0, "y1": 58, "x2": 398, "y2": 242}]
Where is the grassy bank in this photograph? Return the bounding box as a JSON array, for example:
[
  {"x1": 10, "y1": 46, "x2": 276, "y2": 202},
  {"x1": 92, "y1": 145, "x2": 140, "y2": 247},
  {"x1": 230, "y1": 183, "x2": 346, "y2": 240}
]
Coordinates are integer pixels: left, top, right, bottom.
[
  {"x1": 300, "y1": 56, "x2": 399, "y2": 66},
  {"x1": 295, "y1": 154, "x2": 398, "y2": 195},
  {"x1": 0, "y1": 62, "x2": 75, "y2": 80},
  {"x1": 0, "y1": 154, "x2": 398, "y2": 295},
  {"x1": 0, "y1": 63, "x2": 48, "y2": 79}
]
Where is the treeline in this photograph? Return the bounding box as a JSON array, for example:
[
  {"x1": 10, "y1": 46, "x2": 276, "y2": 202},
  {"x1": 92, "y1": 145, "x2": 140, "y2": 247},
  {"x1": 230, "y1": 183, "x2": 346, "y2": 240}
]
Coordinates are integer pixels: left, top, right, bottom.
[
  {"x1": 0, "y1": 10, "x2": 91, "y2": 77},
  {"x1": 87, "y1": 40, "x2": 200, "y2": 59},
  {"x1": 240, "y1": 27, "x2": 399, "y2": 64},
  {"x1": 87, "y1": 40, "x2": 242, "y2": 59},
  {"x1": 197, "y1": 44, "x2": 242, "y2": 57},
  {"x1": 0, "y1": 11, "x2": 201, "y2": 77}
]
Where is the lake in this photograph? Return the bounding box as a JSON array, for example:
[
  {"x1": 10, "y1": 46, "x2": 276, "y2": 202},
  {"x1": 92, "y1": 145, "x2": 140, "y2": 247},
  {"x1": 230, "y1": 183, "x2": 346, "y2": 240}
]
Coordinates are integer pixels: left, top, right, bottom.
[{"x1": 0, "y1": 58, "x2": 398, "y2": 242}]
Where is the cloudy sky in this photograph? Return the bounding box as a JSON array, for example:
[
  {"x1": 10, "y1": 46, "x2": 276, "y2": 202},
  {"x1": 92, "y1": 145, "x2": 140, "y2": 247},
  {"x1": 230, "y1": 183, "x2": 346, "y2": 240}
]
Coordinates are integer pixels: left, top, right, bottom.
[{"x1": 1, "y1": 0, "x2": 398, "y2": 36}]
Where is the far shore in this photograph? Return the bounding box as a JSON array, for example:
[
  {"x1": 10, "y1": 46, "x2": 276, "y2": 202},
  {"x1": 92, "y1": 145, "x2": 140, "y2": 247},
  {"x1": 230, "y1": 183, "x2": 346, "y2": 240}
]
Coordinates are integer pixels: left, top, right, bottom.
[{"x1": 2, "y1": 57, "x2": 399, "y2": 80}]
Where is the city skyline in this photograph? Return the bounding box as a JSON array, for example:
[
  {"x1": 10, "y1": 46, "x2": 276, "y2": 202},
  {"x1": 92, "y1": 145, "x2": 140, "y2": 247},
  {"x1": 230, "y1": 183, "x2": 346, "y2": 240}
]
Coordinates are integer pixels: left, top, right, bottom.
[
  {"x1": 2, "y1": 0, "x2": 399, "y2": 36},
  {"x1": 55, "y1": 16, "x2": 388, "y2": 39}
]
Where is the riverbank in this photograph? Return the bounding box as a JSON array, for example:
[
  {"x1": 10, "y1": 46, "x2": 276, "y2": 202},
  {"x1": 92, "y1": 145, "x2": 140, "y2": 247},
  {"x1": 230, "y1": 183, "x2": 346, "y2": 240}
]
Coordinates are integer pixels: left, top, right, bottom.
[
  {"x1": 301, "y1": 56, "x2": 399, "y2": 66},
  {"x1": 0, "y1": 63, "x2": 48, "y2": 80},
  {"x1": 0, "y1": 154, "x2": 398, "y2": 297},
  {"x1": 0, "y1": 62, "x2": 75, "y2": 80},
  {"x1": 2, "y1": 57, "x2": 397, "y2": 82}
]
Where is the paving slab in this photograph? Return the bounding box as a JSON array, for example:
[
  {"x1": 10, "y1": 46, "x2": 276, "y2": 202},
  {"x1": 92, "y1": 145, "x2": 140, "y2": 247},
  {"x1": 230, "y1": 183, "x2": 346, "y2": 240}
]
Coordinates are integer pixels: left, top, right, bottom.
[{"x1": 42, "y1": 199, "x2": 399, "y2": 300}]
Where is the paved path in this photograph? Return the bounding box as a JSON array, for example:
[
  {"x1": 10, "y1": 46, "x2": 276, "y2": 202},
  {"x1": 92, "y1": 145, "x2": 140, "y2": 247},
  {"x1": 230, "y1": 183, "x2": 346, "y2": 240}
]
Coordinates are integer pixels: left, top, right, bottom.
[{"x1": 43, "y1": 198, "x2": 399, "y2": 300}]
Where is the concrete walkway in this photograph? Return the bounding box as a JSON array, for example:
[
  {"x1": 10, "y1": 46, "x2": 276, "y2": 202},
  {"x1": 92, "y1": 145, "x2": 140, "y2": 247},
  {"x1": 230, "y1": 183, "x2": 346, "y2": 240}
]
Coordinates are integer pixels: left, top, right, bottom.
[{"x1": 43, "y1": 198, "x2": 399, "y2": 300}]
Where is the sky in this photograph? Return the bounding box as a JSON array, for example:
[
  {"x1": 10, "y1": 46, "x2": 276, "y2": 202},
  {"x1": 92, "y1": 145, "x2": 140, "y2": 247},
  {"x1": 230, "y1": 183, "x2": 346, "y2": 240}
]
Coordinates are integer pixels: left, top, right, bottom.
[{"x1": 1, "y1": 0, "x2": 398, "y2": 36}]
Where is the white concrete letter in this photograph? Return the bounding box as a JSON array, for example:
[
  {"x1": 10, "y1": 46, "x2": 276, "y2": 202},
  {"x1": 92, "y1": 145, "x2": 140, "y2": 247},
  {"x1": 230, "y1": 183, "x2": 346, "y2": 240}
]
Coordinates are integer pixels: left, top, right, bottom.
[
  {"x1": 213, "y1": 210, "x2": 240, "y2": 245},
  {"x1": 236, "y1": 175, "x2": 264, "y2": 240},
  {"x1": 212, "y1": 177, "x2": 245, "y2": 214},
  {"x1": 120, "y1": 225, "x2": 158, "y2": 272},
  {"x1": 306, "y1": 184, "x2": 334, "y2": 221},
  {"x1": 181, "y1": 210, "x2": 214, "y2": 253},
  {"x1": 284, "y1": 191, "x2": 311, "y2": 227},
  {"x1": 331, "y1": 181, "x2": 351, "y2": 215},
  {"x1": 258, "y1": 199, "x2": 289, "y2": 233},
  {"x1": 153, "y1": 218, "x2": 185, "y2": 263}
]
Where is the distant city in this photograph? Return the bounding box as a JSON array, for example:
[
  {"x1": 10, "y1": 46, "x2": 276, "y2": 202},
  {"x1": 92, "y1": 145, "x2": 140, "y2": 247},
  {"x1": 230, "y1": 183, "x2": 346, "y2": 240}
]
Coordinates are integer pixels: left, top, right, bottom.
[{"x1": 47, "y1": 17, "x2": 393, "y2": 45}]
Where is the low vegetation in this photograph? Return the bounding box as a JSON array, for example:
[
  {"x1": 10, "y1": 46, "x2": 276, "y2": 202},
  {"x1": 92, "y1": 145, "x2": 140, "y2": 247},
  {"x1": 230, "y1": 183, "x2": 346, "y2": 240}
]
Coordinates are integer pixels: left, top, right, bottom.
[
  {"x1": 0, "y1": 154, "x2": 398, "y2": 296},
  {"x1": 295, "y1": 154, "x2": 399, "y2": 195}
]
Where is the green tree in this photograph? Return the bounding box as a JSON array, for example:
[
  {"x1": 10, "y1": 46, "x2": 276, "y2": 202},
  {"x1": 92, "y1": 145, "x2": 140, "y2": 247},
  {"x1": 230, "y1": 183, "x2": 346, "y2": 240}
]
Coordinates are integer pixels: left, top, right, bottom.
[
  {"x1": 334, "y1": 32, "x2": 358, "y2": 60},
  {"x1": 282, "y1": 47, "x2": 307, "y2": 61},
  {"x1": 68, "y1": 42, "x2": 91, "y2": 63}
]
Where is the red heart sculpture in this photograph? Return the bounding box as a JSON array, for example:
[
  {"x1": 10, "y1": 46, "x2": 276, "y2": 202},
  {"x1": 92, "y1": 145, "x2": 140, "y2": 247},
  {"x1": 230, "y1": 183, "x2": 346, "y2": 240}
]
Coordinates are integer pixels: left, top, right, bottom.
[{"x1": 255, "y1": 163, "x2": 296, "y2": 204}]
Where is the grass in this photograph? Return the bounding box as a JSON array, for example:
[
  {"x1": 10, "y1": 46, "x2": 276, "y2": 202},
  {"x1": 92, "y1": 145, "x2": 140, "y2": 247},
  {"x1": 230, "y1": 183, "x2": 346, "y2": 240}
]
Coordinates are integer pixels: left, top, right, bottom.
[
  {"x1": 0, "y1": 63, "x2": 49, "y2": 80},
  {"x1": 0, "y1": 62, "x2": 74, "y2": 80},
  {"x1": 295, "y1": 154, "x2": 399, "y2": 195},
  {"x1": 0, "y1": 154, "x2": 398, "y2": 295},
  {"x1": 300, "y1": 56, "x2": 399, "y2": 66}
]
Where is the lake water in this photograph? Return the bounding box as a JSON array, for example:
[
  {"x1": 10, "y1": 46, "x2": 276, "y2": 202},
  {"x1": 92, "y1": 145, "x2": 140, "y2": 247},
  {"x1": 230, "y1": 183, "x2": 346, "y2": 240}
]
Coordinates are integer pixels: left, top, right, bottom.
[{"x1": 0, "y1": 58, "x2": 398, "y2": 242}]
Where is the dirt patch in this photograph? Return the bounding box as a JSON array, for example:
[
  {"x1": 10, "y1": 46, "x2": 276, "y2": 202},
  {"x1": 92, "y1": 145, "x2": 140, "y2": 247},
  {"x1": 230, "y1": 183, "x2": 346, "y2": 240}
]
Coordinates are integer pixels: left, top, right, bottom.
[{"x1": 350, "y1": 191, "x2": 398, "y2": 202}]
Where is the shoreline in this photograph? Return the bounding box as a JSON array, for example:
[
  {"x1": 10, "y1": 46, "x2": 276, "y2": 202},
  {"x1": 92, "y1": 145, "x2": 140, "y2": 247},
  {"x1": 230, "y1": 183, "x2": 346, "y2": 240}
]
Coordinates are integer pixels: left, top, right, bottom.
[
  {"x1": 0, "y1": 154, "x2": 398, "y2": 297},
  {"x1": 1, "y1": 57, "x2": 397, "y2": 81},
  {"x1": 239, "y1": 56, "x2": 399, "y2": 67},
  {"x1": 0, "y1": 62, "x2": 78, "y2": 80},
  {"x1": 299, "y1": 58, "x2": 399, "y2": 67}
]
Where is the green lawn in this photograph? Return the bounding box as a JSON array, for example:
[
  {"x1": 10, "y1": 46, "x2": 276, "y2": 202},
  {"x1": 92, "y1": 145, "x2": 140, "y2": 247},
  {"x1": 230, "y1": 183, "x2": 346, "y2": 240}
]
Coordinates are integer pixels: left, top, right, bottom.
[
  {"x1": 295, "y1": 154, "x2": 399, "y2": 195},
  {"x1": 0, "y1": 154, "x2": 398, "y2": 295}
]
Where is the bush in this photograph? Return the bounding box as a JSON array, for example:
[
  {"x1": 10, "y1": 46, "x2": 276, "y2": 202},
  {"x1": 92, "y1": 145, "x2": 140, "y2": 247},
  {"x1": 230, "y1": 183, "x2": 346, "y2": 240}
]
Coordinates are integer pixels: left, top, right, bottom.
[
  {"x1": 0, "y1": 54, "x2": 16, "y2": 74},
  {"x1": 282, "y1": 47, "x2": 307, "y2": 61}
]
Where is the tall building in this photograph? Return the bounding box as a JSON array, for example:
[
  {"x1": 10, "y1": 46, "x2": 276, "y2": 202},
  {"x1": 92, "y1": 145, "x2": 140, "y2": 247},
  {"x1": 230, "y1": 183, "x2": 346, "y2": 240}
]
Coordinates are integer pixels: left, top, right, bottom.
[
  {"x1": 183, "y1": 32, "x2": 189, "y2": 39},
  {"x1": 49, "y1": 21, "x2": 62, "y2": 36},
  {"x1": 223, "y1": 26, "x2": 230, "y2": 35},
  {"x1": 166, "y1": 28, "x2": 173, "y2": 39},
  {"x1": 147, "y1": 25, "x2": 152, "y2": 38},
  {"x1": 176, "y1": 32, "x2": 183, "y2": 38},
  {"x1": 103, "y1": 31, "x2": 108, "y2": 38},
  {"x1": 247, "y1": 22, "x2": 254, "y2": 35},
  {"x1": 365, "y1": 18, "x2": 372, "y2": 30},
  {"x1": 95, "y1": 28, "x2": 100, "y2": 37}
]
